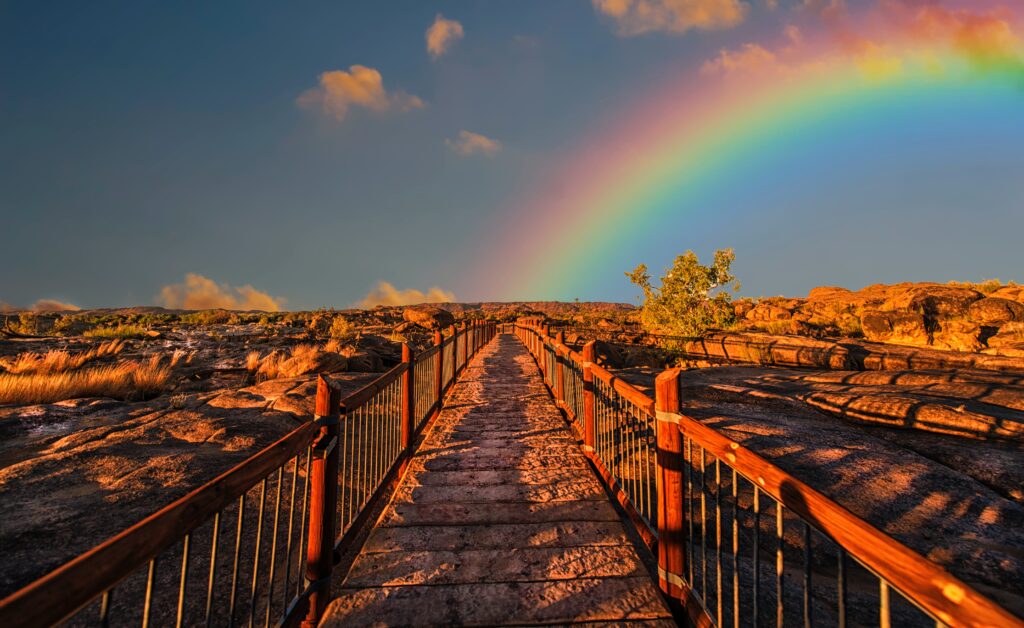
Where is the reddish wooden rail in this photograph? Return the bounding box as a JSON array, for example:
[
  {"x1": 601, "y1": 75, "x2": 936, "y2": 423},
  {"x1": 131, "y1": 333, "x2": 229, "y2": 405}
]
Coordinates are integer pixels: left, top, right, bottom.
[
  {"x1": 0, "y1": 322, "x2": 497, "y2": 628},
  {"x1": 512, "y1": 321, "x2": 1022, "y2": 628}
]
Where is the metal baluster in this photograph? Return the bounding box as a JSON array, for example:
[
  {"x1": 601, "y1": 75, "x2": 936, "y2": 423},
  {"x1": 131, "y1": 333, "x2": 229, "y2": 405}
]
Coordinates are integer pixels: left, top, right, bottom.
[
  {"x1": 803, "y1": 522, "x2": 812, "y2": 628},
  {"x1": 265, "y1": 467, "x2": 285, "y2": 627},
  {"x1": 142, "y1": 558, "x2": 158, "y2": 628},
  {"x1": 176, "y1": 533, "x2": 191, "y2": 628},
  {"x1": 701, "y1": 447, "x2": 707, "y2": 598},
  {"x1": 282, "y1": 458, "x2": 299, "y2": 610},
  {"x1": 205, "y1": 512, "x2": 221, "y2": 627},
  {"x1": 687, "y1": 438, "x2": 695, "y2": 587},
  {"x1": 776, "y1": 502, "x2": 785, "y2": 628},
  {"x1": 732, "y1": 469, "x2": 739, "y2": 628},
  {"x1": 248, "y1": 478, "x2": 268, "y2": 628},
  {"x1": 295, "y1": 450, "x2": 311, "y2": 598},
  {"x1": 837, "y1": 547, "x2": 847, "y2": 628},
  {"x1": 716, "y1": 459, "x2": 723, "y2": 626},
  {"x1": 880, "y1": 582, "x2": 891, "y2": 628},
  {"x1": 99, "y1": 590, "x2": 113, "y2": 627},
  {"x1": 753, "y1": 487, "x2": 760, "y2": 627},
  {"x1": 228, "y1": 495, "x2": 246, "y2": 627}
]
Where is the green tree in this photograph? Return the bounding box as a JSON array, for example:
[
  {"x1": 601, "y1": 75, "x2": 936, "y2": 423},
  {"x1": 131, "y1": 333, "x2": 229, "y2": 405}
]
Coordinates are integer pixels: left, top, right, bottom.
[{"x1": 626, "y1": 248, "x2": 738, "y2": 337}]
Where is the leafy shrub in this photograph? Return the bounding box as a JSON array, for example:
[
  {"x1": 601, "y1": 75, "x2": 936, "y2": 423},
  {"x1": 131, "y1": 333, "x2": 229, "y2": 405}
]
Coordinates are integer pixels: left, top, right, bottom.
[
  {"x1": 179, "y1": 310, "x2": 233, "y2": 326},
  {"x1": 626, "y1": 249, "x2": 739, "y2": 337}
]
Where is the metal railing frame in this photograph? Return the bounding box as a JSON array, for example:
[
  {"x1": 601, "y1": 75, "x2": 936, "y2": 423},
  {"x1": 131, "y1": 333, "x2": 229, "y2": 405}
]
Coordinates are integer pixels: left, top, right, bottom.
[
  {"x1": 512, "y1": 321, "x2": 1021, "y2": 628},
  {"x1": 0, "y1": 322, "x2": 497, "y2": 628}
]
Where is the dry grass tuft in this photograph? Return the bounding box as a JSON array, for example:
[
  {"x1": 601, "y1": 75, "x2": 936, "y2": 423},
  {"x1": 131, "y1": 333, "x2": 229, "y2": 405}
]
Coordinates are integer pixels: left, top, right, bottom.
[
  {"x1": 250, "y1": 342, "x2": 347, "y2": 382},
  {"x1": 0, "y1": 358, "x2": 172, "y2": 405},
  {"x1": 0, "y1": 339, "x2": 126, "y2": 375}
]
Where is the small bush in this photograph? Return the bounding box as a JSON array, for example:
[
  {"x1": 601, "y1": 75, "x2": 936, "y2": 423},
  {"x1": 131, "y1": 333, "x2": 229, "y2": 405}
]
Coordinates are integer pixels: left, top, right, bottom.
[
  {"x1": 84, "y1": 324, "x2": 149, "y2": 339},
  {"x1": 179, "y1": 310, "x2": 233, "y2": 326},
  {"x1": 329, "y1": 316, "x2": 356, "y2": 342}
]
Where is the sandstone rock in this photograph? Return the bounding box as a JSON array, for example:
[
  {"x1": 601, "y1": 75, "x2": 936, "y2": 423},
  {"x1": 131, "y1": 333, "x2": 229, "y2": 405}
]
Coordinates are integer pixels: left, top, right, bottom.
[
  {"x1": 592, "y1": 341, "x2": 623, "y2": 368},
  {"x1": 983, "y1": 343, "x2": 1024, "y2": 358},
  {"x1": 991, "y1": 286, "x2": 1024, "y2": 302},
  {"x1": 885, "y1": 286, "x2": 982, "y2": 317},
  {"x1": 988, "y1": 322, "x2": 1024, "y2": 349},
  {"x1": 596, "y1": 319, "x2": 623, "y2": 332},
  {"x1": 402, "y1": 306, "x2": 455, "y2": 330},
  {"x1": 807, "y1": 286, "x2": 852, "y2": 301},
  {"x1": 860, "y1": 311, "x2": 928, "y2": 346},
  {"x1": 745, "y1": 303, "x2": 792, "y2": 322},
  {"x1": 931, "y1": 319, "x2": 982, "y2": 353},
  {"x1": 969, "y1": 298, "x2": 1024, "y2": 325},
  {"x1": 732, "y1": 300, "x2": 755, "y2": 319}
]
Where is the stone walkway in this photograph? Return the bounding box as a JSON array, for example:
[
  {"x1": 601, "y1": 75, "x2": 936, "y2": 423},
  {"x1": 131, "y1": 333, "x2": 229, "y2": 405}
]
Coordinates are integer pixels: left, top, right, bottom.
[{"x1": 320, "y1": 334, "x2": 674, "y2": 626}]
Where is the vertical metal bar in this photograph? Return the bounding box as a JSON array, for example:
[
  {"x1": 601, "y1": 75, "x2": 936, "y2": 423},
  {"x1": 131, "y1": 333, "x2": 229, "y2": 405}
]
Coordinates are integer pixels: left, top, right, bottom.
[
  {"x1": 229, "y1": 494, "x2": 246, "y2": 627},
  {"x1": 296, "y1": 449, "x2": 311, "y2": 599},
  {"x1": 732, "y1": 469, "x2": 739, "y2": 628},
  {"x1": 282, "y1": 458, "x2": 298, "y2": 614},
  {"x1": 687, "y1": 438, "x2": 695, "y2": 586},
  {"x1": 776, "y1": 502, "x2": 785, "y2": 628},
  {"x1": 99, "y1": 590, "x2": 112, "y2": 627},
  {"x1": 142, "y1": 558, "x2": 158, "y2": 628},
  {"x1": 880, "y1": 581, "x2": 891, "y2": 628},
  {"x1": 176, "y1": 533, "x2": 191, "y2": 628},
  {"x1": 265, "y1": 467, "x2": 284, "y2": 627},
  {"x1": 248, "y1": 478, "x2": 268, "y2": 628},
  {"x1": 716, "y1": 458, "x2": 723, "y2": 626},
  {"x1": 803, "y1": 522, "x2": 812, "y2": 628},
  {"x1": 837, "y1": 547, "x2": 847, "y2": 628},
  {"x1": 205, "y1": 511, "x2": 221, "y2": 627},
  {"x1": 753, "y1": 486, "x2": 760, "y2": 627},
  {"x1": 701, "y1": 447, "x2": 707, "y2": 597}
]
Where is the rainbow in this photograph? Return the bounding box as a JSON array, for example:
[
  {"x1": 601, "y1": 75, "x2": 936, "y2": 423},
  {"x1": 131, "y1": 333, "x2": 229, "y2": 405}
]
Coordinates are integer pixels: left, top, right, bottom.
[{"x1": 465, "y1": 7, "x2": 1024, "y2": 300}]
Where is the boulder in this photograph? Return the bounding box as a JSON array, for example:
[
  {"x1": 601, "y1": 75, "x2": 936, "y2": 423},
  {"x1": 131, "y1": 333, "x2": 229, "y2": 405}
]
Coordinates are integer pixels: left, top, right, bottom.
[
  {"x1": 806, "y1": 286, "x2": 852, "y2": 301},
  {"x1": 968, "y1": 298, "x2": 1024, "y2": 325},
  {"x1": 930, "y1": 319, "x2": 982, "y2": 353},
  {"x1": 402, "y1": 306, "x2": 455, "y2": 330},
  {"x1": 885, "y1": 286, "x2": 982, "y2": 317},
  {"x1": 988, "y1": 322, "x2": 1024, "y2": 349},
  {"x1": 745, "y1": 303, "x2": 793, "y2": 322},
  {"x1": 732, "y1": 299, "x2": 755, "y2": 319},
  {"x1": 860, "y1": 311, "x2": 929, "y2": 346},
  {"x1": 343, "y1": 349, "x2": 385, "y2": 373},
  {"x1": 990, "y1": 286, "x2": 1024, "y2": 302}
]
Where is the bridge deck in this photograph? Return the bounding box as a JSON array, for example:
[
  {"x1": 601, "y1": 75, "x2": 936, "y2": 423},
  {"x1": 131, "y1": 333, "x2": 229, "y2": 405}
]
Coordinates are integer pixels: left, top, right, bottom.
[{"x1": 320, "y1": 333, "x2": 674, "y2": 626}]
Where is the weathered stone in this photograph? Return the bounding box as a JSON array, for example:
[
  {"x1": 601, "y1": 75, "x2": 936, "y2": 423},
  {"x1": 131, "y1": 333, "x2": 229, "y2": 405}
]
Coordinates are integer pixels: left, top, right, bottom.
[
  {"x1": 745, "y1": 303, "x2": 793, "y2": 322},
  {"x1": 860, "y1": 310, "x2": 929, "y2": 346},
  {"x1": 402, "y1": 306, "x2": 455, "y2": 330},
  {"x1": 885, "y1": 285, "x2": 983, "y2": 317},
  {"x1": 970, "y1": 298, "x2": 1024, "y2": 325}
]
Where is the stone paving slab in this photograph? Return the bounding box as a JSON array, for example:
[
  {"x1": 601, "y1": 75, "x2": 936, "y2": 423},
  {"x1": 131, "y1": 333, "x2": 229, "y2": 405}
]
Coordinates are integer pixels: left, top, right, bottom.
[{"x1": 321, "y1": 334, "x2": 674, "y2": 626}]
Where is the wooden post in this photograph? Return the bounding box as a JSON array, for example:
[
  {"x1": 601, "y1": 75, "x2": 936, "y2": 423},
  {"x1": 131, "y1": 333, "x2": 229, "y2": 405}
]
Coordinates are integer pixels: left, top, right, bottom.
[
  {"x1": 433, "y1": 330, "x2": 443, "y2": 418},
  {"x1": 582, "y1": 341, "x2": 596, "y2": 454},
  {"x1": 401, "y1": 344, "x2": 414, "y2": 451},
  {"x1": 655, "y1": 368, "x2": 686, "y2": 603},
  {"x1": 303, "y1": 374, "x2": 342, "y2": 627}
]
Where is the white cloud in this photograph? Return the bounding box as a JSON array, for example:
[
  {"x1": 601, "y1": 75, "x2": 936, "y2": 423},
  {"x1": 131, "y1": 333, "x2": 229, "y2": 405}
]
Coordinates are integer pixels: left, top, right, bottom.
[
  {"x1": 426, "y1": 14, "x2": 464, "y2": 59},
  {"x1": 445, "y1": 130, "x2": 503, "y2": 157},
  {"x1": 296, "y1": 65, "x2": 424, "y2": 121},
  {"x1": 157, "y1": 273, "x2": 284, "y2": 311},
  {"x1": 358, "y1": 282, "x2": 456, "y2": 308},
  {"x1": 593, "y1": 0, "x2": 748, "y2": 36}
]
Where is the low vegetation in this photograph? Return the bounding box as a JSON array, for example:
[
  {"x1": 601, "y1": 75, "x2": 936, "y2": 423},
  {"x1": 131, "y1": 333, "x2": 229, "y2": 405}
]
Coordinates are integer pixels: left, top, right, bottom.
[
  {"x1": 626, "y1": 248, "x2": 739, "y2": 338},
  {"x1": 0, "y1": 355, "x2": 173, "y2": 405},
  {"x1": 0, "y1": 340, "x2": 126, "y2": 375},
  {"x1": 83, "y1": 324, "x2": 149, "y2": 339}
]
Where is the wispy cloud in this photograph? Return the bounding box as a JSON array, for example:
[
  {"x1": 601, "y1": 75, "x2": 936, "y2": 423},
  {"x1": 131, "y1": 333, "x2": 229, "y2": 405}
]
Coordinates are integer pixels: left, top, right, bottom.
[
  {"x1": 157, "y1": 273, "x2": 284, "y2": 311},
  {"x1": 296, "y1": 65, "x2": 424, "y2": 121},
  {"x1": 593, "y1": 0, "x2": 748, "y2": 36},
  {"x1": 426, "y1": 14, "x2": 464, "y2": 59},
  {"x1": 445, "y1": 130, "x2": 503, "y2": 157},
  {"x1": 358, "y1": 281, "x2": 456, "y2": 308},
  {"x1": 31, "y1": 299, "x2": 81, "y2": 312},
  {"x1": 702, "y1": 43, "x2": 776, "y2": 75}
]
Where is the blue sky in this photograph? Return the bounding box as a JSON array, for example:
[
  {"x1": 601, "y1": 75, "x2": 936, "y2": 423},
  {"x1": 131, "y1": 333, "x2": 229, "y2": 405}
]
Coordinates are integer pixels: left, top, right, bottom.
[{"x1": 2, "y1": 1, "x2": 1022, "y2": 310}]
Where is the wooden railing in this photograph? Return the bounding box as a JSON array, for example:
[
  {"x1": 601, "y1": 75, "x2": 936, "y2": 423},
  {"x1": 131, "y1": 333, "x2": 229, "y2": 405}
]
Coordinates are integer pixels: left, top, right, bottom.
[
  {"x1": 513, "y1": 322, "x2": 1022, "y2": 628},
  {"x1": 0, "y1": 321, "x2": 497, "y2": 628}
]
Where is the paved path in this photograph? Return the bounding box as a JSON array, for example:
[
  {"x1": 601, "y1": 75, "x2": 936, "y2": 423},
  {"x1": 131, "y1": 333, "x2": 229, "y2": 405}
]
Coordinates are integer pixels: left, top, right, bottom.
[{"x1": 320, "y1": 333, "x2": 674, "y2": 627}]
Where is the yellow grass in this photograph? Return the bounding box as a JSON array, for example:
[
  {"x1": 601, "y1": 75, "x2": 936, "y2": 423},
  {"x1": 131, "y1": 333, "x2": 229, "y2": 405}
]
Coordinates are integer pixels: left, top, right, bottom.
[
  {"x1": 0, "y1": 339, "x2": 126, "y2": 375},
  {"x1": 0, "y1": 358, "x2": 172, "y2": 405}
]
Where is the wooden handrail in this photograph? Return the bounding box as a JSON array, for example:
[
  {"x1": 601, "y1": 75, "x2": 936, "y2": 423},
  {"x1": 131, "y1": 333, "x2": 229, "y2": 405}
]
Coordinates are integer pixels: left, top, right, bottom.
[{"x1": 0, "y1": 421, "x2": 319, "y2": 628}]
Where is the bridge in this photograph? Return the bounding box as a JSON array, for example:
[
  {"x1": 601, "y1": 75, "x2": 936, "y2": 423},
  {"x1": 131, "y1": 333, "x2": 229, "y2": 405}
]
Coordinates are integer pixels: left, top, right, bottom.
[{"x1": 0, "y1": 323, "x2": 1019, "y2": 627}]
